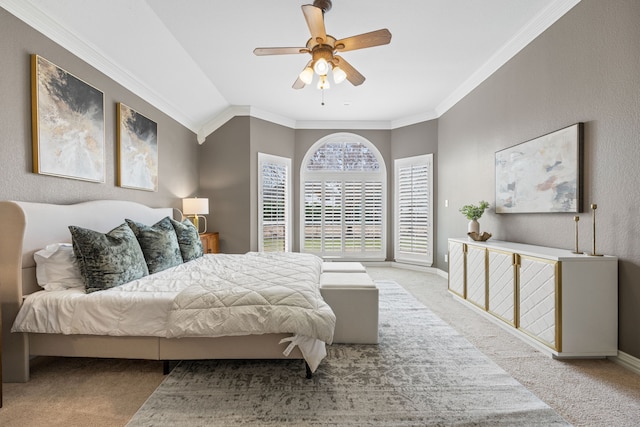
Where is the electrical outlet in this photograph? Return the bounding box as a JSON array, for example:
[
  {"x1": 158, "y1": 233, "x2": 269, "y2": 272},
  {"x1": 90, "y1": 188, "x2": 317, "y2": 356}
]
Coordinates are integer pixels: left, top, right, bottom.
[
  {"x1": 444, "y1": 254, "x2": 448, "y2": 263},
  {"x1": 445, "y1": 199, "x2": 449, "y2": 207}
]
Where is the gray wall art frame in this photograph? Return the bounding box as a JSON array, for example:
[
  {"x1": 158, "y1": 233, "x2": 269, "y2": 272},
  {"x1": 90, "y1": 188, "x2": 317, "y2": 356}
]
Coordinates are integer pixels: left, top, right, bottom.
[
  {"x1": 31, "y1": 54, "x2": 105, "y2": 182},
  {"x1": 117, "y1": 103, "x2": 158, "y2": 192},
  {"x1": 495, "y1": 123, "x2": 584, "y2": 213}
]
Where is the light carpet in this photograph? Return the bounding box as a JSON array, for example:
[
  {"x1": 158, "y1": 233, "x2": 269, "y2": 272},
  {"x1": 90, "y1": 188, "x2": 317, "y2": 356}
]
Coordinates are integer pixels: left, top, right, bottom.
[{"x1": 127, "y1": 280, "x2": 570, "y2": 426}]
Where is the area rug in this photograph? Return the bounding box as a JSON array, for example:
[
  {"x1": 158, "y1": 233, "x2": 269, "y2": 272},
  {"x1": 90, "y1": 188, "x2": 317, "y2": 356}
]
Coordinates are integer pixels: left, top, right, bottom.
[{"x1": 127, "y1": 280, "x2": 570, "y2": 426}]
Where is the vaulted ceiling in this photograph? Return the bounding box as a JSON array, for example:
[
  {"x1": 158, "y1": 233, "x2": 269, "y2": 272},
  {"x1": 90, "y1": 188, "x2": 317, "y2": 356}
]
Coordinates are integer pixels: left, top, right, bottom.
[{"x1": 1, "y1": 0, "x2": 580, "y2": 140}]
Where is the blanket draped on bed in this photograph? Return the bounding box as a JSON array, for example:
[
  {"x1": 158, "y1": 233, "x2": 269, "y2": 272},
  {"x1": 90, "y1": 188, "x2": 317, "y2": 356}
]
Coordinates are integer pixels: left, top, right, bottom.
[{"x1": 167, "y1": 252, "x2": 335, "y2": 343}]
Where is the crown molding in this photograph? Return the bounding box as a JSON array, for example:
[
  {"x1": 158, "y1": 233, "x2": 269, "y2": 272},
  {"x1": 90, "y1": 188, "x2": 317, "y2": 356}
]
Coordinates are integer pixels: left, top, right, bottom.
[
  {"x1": 391, "y1": 111, "x2": 438, "y2": 129},
  {"x1": 435, "y1": 0, "x2": 581, "y2": 117},
  {"x1": 295, "y1": 120, "x2": 392, "y2": 130},
  {"x1": 250, "y1": 107, "x2": 297, "y2": 130},
  {"x1": 0, "y1": 0, "x2": 201, "y2": 132},
  {"x1": 196, "y1": 106, "x2": 297, "y2": 144}
]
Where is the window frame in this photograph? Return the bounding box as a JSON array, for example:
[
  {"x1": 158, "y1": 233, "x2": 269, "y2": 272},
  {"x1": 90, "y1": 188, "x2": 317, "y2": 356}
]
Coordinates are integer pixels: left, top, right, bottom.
[
  {"x1": 258, "y1": 152, "x2": 292, "y2": 252},
  {"x1": 300, "y1": 133, "x2": 387, "y2": 261},
  {"x1": 394, "y1": 153, "x2": 433, "y2": 266}
]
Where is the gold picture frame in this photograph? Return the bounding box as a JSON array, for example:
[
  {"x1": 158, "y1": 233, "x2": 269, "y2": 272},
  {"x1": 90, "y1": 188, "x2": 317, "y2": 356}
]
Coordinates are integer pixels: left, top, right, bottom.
[
  {"x1": 117, "y1": 103, "x2": 158, "y2": 192},
  {"x1": 31, "y1": 54, "x2": 105, "y2": 182}
]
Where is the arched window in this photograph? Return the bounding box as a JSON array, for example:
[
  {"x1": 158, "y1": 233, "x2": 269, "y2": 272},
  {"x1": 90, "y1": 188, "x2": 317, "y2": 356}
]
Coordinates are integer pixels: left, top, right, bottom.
[{"x1": 300, "y1": 133, "x2": 386, "y2": 260}]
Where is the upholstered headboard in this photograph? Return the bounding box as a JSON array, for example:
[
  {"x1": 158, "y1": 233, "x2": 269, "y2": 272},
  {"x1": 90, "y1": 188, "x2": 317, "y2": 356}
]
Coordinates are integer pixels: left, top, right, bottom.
[{"x1": 0, "y1": 200, "x2": 174, "y2": 379}]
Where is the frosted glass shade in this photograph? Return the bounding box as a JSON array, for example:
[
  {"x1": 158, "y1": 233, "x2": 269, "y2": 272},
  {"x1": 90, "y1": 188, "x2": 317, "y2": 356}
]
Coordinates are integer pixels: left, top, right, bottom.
[
  {"x1": 332, "y1": 66, "x2": 347, "y2": 84},
  {"x1": 299, "y1": 66, "x2": 314, "y2": 85},
  {"x1": 313, "y1": 58, "x2": 329, "y2": 75}
]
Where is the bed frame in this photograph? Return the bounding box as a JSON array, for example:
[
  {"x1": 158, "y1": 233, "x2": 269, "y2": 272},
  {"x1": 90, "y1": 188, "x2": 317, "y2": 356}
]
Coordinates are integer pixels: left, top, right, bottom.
[{"x1": 0, "y1": 200, "x2": 303, "y2": 383}]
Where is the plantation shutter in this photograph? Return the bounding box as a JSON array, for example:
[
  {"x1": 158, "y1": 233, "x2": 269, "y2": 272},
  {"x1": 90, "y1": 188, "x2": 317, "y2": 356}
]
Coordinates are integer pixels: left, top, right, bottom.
[
  {"x1": 364, "y1": 181, "x2": 383, "y2": 252},
  {"x1": 302, "y1": 179, "x2": 383, "y2": 256},
  {"x1": 394, "y1": 154, "x2": 433, "y2": 266},
  {"x1": 258, "y1": 153, "x2": 291, "y2": 252}
]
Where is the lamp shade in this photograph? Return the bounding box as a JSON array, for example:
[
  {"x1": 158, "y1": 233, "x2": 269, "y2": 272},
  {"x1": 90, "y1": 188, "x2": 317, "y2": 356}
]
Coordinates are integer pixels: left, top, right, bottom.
[
  {"x1": 299, "y1": 66, "x2": 314, "y2": 85},
  {"x1": 182, "y1": 197, "x2": 209, "y2": 215},
  {"x1": 332, "y1": 66, "x2": 347, "y2": 84},
  {"x1": 313, "y1": 57, "x2": 329, "y2": 75}
]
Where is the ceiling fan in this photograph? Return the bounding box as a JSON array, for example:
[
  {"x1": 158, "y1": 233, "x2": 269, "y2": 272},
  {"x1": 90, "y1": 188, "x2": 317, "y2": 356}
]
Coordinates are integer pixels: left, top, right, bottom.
[{"x1": 253, "y1": 0, "x2": 392, "y2": 90}]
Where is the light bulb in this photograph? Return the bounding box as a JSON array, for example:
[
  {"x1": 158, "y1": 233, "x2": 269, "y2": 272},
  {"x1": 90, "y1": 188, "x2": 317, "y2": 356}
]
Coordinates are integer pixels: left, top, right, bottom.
[
  {"x1": 332, "y1": 66, "x2": 347, "y2": 84},
  {"x1": 313, "y1": 58, "x2": 329, "y2": 75},
  {"x1": 317, "y1": 74, "x2": 330, "y2": 90},
  {"x1": 299, "y1": 66, "x2": 314, "y2": 85}
]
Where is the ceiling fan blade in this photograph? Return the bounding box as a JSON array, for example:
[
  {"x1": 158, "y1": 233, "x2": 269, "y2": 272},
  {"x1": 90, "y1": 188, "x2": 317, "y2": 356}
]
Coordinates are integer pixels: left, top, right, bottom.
[
  {"x1": 293, "y1": 77, "x2": 306, "y2": 89},
  {"x1": 302, "y1": 5, "x2": 327, "y2": 44},
  {"x1": 333, "y1": 55, "x2": 365, "y2": 86},
  {"x1": 335, "y1": 29, "x2": 392, "y2": 52},
  {"x1": 253, "y1": 47, "x2": 308, "y2": 56}
]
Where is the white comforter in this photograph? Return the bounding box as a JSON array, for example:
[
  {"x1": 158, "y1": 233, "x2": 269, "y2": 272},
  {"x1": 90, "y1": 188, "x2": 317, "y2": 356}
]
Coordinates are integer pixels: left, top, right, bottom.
[{"x1": 12, "y1": 252, "x2": 336, "y2": 369}]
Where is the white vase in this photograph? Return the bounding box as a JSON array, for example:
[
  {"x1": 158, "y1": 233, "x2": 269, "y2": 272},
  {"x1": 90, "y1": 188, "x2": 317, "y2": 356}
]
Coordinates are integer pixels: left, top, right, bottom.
[{"x1": 468, "y1": 220, "x2": 480, "y2": 235}]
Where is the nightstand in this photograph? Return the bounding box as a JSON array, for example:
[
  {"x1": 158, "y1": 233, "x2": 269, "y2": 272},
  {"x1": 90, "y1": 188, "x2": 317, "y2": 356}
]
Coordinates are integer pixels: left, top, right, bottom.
[{"x1": 200, "y1": 232, "x2": 220, "y2": 254}]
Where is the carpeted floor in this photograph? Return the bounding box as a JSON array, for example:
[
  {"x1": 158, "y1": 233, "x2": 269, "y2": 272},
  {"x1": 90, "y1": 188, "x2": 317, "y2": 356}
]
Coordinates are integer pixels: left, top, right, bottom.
[
  {"x1": 126, "y1": 280, "x2": 569, "y2": 426},
  {"x1": 366, "y1": 267, "x2": 640, "y2": 427}
]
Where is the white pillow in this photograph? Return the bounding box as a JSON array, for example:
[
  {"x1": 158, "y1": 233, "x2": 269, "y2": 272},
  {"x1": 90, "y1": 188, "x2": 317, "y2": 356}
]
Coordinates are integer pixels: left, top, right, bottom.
[{"x1": 34, "y1": 243, "x2": 85, "y2": 291}]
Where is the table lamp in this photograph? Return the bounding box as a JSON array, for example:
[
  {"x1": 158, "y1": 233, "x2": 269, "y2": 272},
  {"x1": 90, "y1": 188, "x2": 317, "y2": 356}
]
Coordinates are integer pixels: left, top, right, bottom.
[{"x1": 182, "y1": 197, "x2": 209, "y2": 234}]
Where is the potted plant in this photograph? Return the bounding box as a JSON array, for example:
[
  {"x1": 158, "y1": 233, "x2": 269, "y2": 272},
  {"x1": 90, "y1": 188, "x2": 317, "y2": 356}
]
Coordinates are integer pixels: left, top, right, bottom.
[{"x1": 459, "y1": 200, "x2": 490, "y2": 236}]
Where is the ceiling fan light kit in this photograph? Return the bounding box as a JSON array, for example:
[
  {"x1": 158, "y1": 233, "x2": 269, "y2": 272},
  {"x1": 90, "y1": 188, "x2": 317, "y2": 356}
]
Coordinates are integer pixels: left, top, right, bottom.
[
  {"x1": 253, "y1": 0, "x2": 391, "y2": 91},
  {"x1": 317, "y1": 75, "x2": 330, "y2": 90}
]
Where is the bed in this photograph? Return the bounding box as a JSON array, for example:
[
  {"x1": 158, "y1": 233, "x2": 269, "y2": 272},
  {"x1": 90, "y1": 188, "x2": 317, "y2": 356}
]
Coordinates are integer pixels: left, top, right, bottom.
[{"x1": 0, "y1": 200, "x2": 335, "y2": 383}]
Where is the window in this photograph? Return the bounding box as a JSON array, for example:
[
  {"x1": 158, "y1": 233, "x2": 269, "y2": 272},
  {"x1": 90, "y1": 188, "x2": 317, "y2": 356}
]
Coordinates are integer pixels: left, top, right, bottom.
[
  {"x1": 301, "y1": 133, "x2": 386, "y2": 260},
  {"x1": 258, "y1": 153, "x2": 291, "y2": 252},
  {"x1": 394, "y1": 154, "x2": 433, "y2": 266}
]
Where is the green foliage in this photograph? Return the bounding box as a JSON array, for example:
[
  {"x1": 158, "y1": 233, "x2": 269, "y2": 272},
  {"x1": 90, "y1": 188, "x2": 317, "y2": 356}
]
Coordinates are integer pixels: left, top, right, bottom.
[{"x1": 459, "y1": 200, "x2": 490, "y2": 221}]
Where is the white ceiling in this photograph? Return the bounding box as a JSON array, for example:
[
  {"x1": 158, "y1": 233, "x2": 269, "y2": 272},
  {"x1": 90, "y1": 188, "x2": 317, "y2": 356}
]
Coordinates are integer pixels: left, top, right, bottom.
[{"x1": 2, "y1": 0, "x2": 580, "y2": 139}]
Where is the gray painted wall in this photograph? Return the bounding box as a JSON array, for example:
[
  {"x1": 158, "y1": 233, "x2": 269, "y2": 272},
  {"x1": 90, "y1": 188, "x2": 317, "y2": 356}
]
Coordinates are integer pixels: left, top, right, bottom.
[
  {"x1": 0, "y1": 9, "x2": 199, "y2": 209},
  {"x1": 199, "y1": 116, "x2": 251, "y2": 254},
  {"x1": 391, "y1": 121, "x2": 439, "y2": 265},
  {"x1": 437, "y1": 0, "x2": 640, "y2": 357},
  {"x1": 203, "y1": 123, "x2": 440, "y2": 262},
  {"x1": 249, "y1": 117, "x2": 296, "y2": 252},
  {"x1": 199, "y1": 116, "x2": 296, "y2": 254}
]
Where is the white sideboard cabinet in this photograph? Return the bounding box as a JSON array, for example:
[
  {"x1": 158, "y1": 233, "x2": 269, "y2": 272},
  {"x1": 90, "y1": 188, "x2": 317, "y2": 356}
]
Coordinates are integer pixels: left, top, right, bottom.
[{"x1": 448, "y1": 238, "x2": 618, "y2": 358}]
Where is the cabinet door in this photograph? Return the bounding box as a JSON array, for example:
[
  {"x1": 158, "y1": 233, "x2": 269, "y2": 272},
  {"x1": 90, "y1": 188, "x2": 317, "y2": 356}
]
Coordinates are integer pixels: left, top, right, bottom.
[
  {"x1": 200, "y1": 233, "x2": 220, "y2": 254},
  {"x1": 448, "y1": 241, "x2": 465, "y2": 297},
  {"x1": 487, "y1": 249, "x2": 516, "y2": 326},
  {"x1": 518, "y1": 255, "x2": 559, "y2": 350},
  {"x1": 465, "y1": 245, "x2": 486, "y2": 309}
]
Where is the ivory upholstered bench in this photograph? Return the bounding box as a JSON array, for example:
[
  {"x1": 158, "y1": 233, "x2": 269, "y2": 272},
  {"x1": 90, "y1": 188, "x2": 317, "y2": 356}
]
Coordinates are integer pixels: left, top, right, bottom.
[
  {"x1": 321, "y1": 261, "x2": 367, "y2": 273},
  {"x1": 320, "y1": 271, "x2": 379, "y2": 344}
]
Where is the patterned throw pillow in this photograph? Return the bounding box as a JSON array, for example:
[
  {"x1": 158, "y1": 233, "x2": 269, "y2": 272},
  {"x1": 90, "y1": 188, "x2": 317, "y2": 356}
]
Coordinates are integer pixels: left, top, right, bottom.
[
  {"x1": 125, "y1": 217, "x2": 184, "y2": 274},
  {"x1": 69, "y1": 223, "x2": 149, "y2": 293},
  {"x1": 170, "y1": 218, "x2": 204, "y2": 262}
]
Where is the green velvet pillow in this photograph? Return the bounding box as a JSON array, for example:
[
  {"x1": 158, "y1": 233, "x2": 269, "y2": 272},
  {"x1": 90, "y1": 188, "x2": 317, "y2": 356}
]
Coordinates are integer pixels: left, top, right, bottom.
[
  {"x1": 170, "y1": 218, "x2": 204, "y2": 262},
  {"x1": 125, "y1": 217, "x2": 184, "y2": 274},
  {"x1": 69, "y1": 223, "x2": 149, "y2": 293}
]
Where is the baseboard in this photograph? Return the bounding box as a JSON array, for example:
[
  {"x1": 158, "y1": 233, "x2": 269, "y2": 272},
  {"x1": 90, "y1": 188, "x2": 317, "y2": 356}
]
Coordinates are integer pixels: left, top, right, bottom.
[
  {"x1": 436, "y1": 268, "x2": 448, "y2": 280},
  {"x1": 610, "y1": 351, "x2": 640, "y2": 375},
  {"x1": 361, "y1": 261, "x2": 393, "y2": 267}
]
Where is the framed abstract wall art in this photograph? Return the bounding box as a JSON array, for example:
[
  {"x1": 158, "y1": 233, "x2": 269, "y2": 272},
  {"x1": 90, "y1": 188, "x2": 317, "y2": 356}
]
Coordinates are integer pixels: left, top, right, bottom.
[
  {"x1": 117, "y1": 103, "x2": 158, "y2": 191},
  {"x1": 31, "y1": 54, "x2": 105, "y2": 182},
  {"x1": 495, "y1": 123, "x2": 584, "y2": 213}
]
